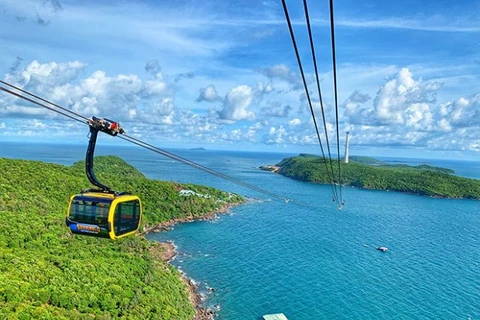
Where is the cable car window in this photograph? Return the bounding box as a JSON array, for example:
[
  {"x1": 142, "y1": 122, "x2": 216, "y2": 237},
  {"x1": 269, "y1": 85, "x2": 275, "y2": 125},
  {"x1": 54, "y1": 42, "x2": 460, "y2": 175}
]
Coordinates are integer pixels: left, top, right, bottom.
[
  {"x1": 70, "y1": 199, "x2": 110, "y2": 225},
  {"x1": 113, "y1": 200, "x2": 140, "y2": 236}
]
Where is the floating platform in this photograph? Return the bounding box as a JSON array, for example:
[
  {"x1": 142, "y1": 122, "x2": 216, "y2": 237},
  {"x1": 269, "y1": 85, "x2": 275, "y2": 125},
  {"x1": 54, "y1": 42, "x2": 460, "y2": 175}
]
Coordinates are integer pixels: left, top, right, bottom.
[{"x1": 263, "y1": 313, "x2": 288, "y2": 320}]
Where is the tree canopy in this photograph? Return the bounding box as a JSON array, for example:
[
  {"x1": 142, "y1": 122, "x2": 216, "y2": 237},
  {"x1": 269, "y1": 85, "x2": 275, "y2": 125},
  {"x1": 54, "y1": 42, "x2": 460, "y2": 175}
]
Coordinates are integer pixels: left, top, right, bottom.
[{"x1": 0, "y1": 156, "x2": 242, "y2": 319}]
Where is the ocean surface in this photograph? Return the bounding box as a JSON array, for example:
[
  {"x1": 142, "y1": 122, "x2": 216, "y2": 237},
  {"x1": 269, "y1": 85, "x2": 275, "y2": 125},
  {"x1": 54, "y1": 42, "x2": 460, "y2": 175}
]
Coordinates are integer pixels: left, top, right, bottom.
[{"x1": 2, "y1": 141, "x2": 479, "y2": 320}]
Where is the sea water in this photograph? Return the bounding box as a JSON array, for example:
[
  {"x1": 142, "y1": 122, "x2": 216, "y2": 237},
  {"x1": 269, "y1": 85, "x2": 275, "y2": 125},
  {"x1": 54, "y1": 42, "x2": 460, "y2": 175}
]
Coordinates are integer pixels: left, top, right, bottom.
[{"x1": 2, "y1": 141, "x2": 479, "y2": 319}]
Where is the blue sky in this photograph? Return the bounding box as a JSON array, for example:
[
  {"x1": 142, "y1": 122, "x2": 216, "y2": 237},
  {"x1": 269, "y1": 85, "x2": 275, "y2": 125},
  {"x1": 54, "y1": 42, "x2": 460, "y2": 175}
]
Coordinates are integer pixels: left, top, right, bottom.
[{"x1": 1, "y1": 0, "x2": 480, "y2": 159}]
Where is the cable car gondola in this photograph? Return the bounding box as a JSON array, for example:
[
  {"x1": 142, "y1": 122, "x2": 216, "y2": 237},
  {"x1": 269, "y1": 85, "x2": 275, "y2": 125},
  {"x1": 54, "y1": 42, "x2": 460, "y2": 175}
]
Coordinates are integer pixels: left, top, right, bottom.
[{"x1": 66, "y1": 117, "x2": 142, "y2": 239}]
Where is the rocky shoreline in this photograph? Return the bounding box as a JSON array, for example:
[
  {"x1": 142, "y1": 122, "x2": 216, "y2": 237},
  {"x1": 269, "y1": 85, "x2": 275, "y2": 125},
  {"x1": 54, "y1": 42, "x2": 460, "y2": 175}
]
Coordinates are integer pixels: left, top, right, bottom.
[{"x1": 142, "y1": 202, "x2": 242, "y2": 320}]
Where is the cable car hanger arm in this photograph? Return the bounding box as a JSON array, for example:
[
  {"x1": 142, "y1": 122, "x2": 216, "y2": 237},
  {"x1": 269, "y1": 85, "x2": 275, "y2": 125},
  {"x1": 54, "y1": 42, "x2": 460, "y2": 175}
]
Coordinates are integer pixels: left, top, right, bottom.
[{"x1": 84, "y1": 117, "x2": 125, "y2": 193}]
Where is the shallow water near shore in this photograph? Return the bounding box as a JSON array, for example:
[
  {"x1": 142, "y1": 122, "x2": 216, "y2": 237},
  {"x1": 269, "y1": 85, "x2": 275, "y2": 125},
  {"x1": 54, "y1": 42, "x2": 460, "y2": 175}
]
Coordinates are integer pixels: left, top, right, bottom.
[{"x1": 2, "y1": 142, "x2": 480, "y2": 319}]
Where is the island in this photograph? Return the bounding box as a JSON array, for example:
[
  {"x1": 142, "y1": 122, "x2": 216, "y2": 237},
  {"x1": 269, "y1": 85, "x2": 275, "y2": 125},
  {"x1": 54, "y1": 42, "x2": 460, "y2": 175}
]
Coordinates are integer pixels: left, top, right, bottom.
[
  {"x1": 260, "y1": 154, "x2": 480, "y2": 199},
  {"x1": 0, "y1": 156, "x2": 243, "y2": 319}
]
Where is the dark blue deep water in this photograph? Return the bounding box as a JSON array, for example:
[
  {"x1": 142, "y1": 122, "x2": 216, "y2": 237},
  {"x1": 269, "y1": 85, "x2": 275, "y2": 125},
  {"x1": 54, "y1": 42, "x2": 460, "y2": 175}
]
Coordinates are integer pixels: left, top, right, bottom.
[{"x1": 2, "y1": 142, "x2": 479, "y2": 319}]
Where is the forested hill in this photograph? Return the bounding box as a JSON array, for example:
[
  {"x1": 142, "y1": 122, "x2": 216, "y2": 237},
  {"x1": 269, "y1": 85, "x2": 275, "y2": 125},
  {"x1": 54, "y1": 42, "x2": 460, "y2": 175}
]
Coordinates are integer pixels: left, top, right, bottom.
[
  {"x1": 264, "y1": 155, "x2": 480, "y2": 199},
  {"x1": 0, "y1": 156, "x2": 242, "y2": 319}
]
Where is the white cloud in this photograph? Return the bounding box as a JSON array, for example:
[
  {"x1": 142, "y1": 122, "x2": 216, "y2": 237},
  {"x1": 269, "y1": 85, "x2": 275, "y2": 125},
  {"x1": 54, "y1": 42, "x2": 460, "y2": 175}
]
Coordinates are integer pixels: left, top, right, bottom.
[
  {"x1": 404, "y1": 103, "x2": 433, "y2": 130},
  {"x1": 144, "y1": 78, "x2": 168, "y2": 96},
  {"x1": 2, "y1": 57, "x2": 480, "y2": 155},
  {"x1": 152, "y1": 97, "x2": 174, "y2": 116},
  {"x1": 218, "y1": 85, "x2": 255, "y2": 121},
  {"x1": 374, "y1": 68, "x2": 416, "y2": 124},
  {"x1": 5, "y1": 60, "x2": 86, "y2": 89},
  {"x1": 1, "y1": 60, "x2": 173, "y2": 124},
  {"x1": 250, "y1": 121, "x2": 268, "y2": 130},
  {"x1": 262, "y1": 125, "x2": 286, "y2": 144},
  {"x1": 436, "y1": 118, "x2": 452, "y2": 132},
  {"x1": 289, "y1": 118, "x2": 301, "y2": 127},
  {"x1": 335, "y1": 17, "x2": 480, "y2": 33},
  {"x1": 0, "y1": 105, "x2": 51, "y2": 118},
  {"x1": 444, "y1": 95, "x2": 480, "y2": 127},
  {"x1": 369, "y1": 68, "x2": 441, "y2": 126},
  {"x1": 197, "y1": 84, "x2": 221, "y2": 102},
  {"x1": 29, "y1": 119, "x2": 46, "y2": 128},
  {"x1": 335, "y1": 66, "x2": 480, "y2": 154}
]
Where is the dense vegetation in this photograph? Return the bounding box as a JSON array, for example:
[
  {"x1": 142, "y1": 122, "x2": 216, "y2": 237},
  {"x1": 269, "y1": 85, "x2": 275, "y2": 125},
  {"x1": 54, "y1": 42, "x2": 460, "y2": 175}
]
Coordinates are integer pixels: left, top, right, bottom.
[
  {"x1": 274, "y1": 155, "x2": 480, "y2": 199},
  {"x1": 348, "y1": 156, "x2": 455, "y2": 174},
  {"x1": 0, "y1": 156, "x2": 242, "y2": 319}
]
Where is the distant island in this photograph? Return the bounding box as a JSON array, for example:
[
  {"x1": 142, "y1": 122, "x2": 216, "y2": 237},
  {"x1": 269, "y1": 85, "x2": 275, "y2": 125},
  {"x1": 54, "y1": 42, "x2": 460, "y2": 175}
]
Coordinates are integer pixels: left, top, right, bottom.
[
  {"x1": 260, "y1": 154, "x2": 480, "y2": 199},
  {"x1": 0, "y1": 156, "x2": 242, "y2": 319},
  {"x1": 190, "y1": 147, "x2": 206, "y2": 151}
]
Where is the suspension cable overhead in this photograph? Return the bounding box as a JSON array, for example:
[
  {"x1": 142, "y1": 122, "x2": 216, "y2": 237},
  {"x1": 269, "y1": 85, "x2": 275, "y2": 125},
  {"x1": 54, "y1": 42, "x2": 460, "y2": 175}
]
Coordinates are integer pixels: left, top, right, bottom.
[
  {"x1": 0, "y1": 86, "x2": 85, "y2": 125},
  {"x1": 328, "y1": 0, "x2": 344, "y2": 206},
  {"x1": 0, "y1": 82, "x2": 291, "y2": 203},
  {"x1": 0, "y1": 80, "x2": 90, "y2": 122},
  {"x1": 302, "y1": 0, "x2": 339, "y2": 202},
  {"x1": 281, "y1": 0, "x2": 340, "y2": 207},
  {"x1": 117, "y1": 134, "x2": 288, "y2": 201}
]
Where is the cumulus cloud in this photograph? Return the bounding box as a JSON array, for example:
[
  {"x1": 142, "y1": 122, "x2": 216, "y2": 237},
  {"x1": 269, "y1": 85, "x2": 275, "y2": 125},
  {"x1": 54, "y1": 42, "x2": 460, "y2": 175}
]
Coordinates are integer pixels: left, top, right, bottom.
[
  {"x1": 404, "y1": 103, "x2": 433, "y2": 129},
  {"x1": 197, "y1": 84, "x2": 221, "y2": 102},
  {"x1": 289, "y1": 118, "x2": 301, "y2": 127},
  {"x1": 5, "y1": 60, "x2": 86, "y2": 89},
  {"x1": 152, "y1": 97, "x2": 174, "y2": 116},
  {"x1": 1, "y1": 59, "x2": 172, "y2": 123},
  {"x1": 342, "y1": 68, "x2": 445, "y2": 130},
  {"x1": 438, "y1": 94, "x2": 480, "y2": 127},
  {"x1": 335, "y1": 67, "x2": 480, "y2": 153},
  {"x1": 373, "y1": 68, "x2": 441, "y2": 125},
  {"x1": 436, "y1": 118, "x2": 452, "y2": 132},
  {"x1": 261, "y1": 125, "x2": 287, "y2": 144},
  {"x1": 218, "y1": 85, "x2": 255, "y2": 121},
  {"x1": 3, "y1": 59, "x2": 480, "y2": 154},
  {"x1": 144, "y1": 78, "x2": 168, "y2": 96}
]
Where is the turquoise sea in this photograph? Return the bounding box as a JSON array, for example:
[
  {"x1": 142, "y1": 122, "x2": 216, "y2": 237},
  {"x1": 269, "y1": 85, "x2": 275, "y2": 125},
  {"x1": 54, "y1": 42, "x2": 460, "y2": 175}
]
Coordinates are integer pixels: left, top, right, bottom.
[{"x1": 2, "y1": 142, "x2": 479, "y2": 319}]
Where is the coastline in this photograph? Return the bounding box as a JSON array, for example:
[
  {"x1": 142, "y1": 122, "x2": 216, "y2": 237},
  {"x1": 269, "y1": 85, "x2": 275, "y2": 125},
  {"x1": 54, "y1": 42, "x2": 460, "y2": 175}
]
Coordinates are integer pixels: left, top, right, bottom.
[
  {"x1": 141, "y1": 201, "x2": 243, "y2": 320},
  {"x1": 157, "y1": 241, "x2": 216, "y2": 320}
]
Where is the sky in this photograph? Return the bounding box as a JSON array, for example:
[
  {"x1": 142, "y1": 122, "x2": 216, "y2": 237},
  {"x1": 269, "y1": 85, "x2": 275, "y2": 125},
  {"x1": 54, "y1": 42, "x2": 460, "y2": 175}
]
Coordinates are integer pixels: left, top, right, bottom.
[{"x1": 1, "y1": 0, "x2": 480, "y2": 160}]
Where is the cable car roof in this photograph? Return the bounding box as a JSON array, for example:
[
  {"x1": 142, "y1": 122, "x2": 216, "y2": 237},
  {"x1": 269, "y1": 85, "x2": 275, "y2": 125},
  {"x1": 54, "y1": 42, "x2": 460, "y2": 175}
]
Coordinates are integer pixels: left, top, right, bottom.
[{"x1": 72, "y1": 193, "x2": 116, "y2": 202}]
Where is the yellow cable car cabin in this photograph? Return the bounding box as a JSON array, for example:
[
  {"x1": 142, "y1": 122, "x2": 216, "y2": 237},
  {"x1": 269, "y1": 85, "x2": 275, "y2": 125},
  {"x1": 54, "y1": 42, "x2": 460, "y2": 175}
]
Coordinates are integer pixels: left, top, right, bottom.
[
  {"x1": 66, "y1": 192, "x2": 142, "y2": 240},
  {"x1": 66, "y1": 117, "x2": 142, "y2": 240}
]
